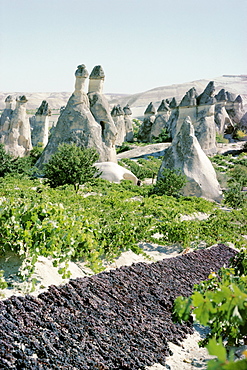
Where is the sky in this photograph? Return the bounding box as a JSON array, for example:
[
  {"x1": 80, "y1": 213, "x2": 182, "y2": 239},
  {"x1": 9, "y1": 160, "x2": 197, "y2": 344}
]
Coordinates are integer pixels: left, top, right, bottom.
[{"x1": 0, "y1": 0, "x2": 246, "y2": 94}]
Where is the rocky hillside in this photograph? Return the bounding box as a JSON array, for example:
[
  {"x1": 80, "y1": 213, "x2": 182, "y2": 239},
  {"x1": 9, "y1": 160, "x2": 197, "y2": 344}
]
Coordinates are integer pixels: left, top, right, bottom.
[{"x1": 1, "y1": 75, "x2": 246, "y2": 118}]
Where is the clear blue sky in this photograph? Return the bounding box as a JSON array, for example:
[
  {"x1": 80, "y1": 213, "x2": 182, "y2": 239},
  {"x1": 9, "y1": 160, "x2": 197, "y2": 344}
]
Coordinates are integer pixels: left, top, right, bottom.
[{"x1": 0, "y1": 0, "x2": 246, "y2": 94}]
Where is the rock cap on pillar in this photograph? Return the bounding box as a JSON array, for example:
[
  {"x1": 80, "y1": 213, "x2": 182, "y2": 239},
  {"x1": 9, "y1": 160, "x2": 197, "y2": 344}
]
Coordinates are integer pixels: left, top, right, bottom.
[
  {"x1": 36, "y1": 100, "x2": 49, "y2": 116},
  {"x1": 16, "y1": 95, "x2": 28, "y2": 104},
  {"x1": 215, "y1": 88, "x2": 227, "y2": 102},
  {"x1": 123, "y1": 104, "x2": 132, "y2": 116},
  {"x1": 197, "y1": 81, "x2": 216, "y2": 105},
  {"x1": 75, "y1": 64, "x2": 89, "y2": 78},
  {"x1": 89, "y1": 65, "x2": 105, "y2": 79},
  {"x1": 169, "y1": 97, "x2": 177, "y2": 109},
  {"x1": 88, "y1": 65, "x2": 105, "y2": 93},
  {"x1": 157, "y1": 99, "x2": 170, "y2": 113},
  {"x1": 179, "y1": 87, "x2": 197, "y2": 107},
  {"x1": 144, "y1": 102, "x2": 156, "y2": 115}
]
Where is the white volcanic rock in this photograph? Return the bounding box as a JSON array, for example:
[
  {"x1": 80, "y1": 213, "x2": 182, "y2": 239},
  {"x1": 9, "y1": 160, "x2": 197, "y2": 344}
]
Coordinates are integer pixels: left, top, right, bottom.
[
  {"x1": 158, "y1": 116, "x2": 222, "y2": 203},
  {"x1": 137, "y1": 102, "x2": 156, "y2": 142},
  {"x1": 37, "y1": 65, "x2": 117, "y2": 167},
  {"x1": 215, "y1": 89, "x2": 233, "y2": 134},
  {"x1": 0, "y1": 95, "x2": 13, "y2": 132},
  {"x1": 94, "y1": 161, "x2": 138, "y2": 184},
  {"x1": 31, "y1": 100, "x2": 50, "y2": 147},
  {"x1": 150, "y1": 100, "x2": 170, "y2": 139},
  {"x1": 194, "y1": 81, "x2": 217, "y2": 155},
  {"x1": 123, "y1": 104, "x2": 134, "y2": 142},
  {"x1": 111, "y1": 105, "x2": 126, "y2": 146},
  {"x1": 88, "y1": 66, "x2": 117, "y2": 163},
  {"x1": 0, "y1": 95, "x2": 32, "y2": 157}
]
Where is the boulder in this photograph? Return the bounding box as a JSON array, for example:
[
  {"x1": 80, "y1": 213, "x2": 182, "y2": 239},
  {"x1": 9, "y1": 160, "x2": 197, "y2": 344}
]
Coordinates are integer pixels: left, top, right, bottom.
[
  {"x1": 158, "y1": 116, "x2": 222, "y2": 203},
  {"x1": 94, "y1": 161, "x2": 138, "y2": 184},
  {"x1": 0, "y1": 95, "x2": 32, "y2": 157},
  {"x1": 37, "y1": 64, "x2": 117, "y2": 167},
  {"x1": 31, "y1": 100, "x2": 50, "y2": 147},
  {"x1": 88, "y1": 65, "x2": 117, "y2": 162}
]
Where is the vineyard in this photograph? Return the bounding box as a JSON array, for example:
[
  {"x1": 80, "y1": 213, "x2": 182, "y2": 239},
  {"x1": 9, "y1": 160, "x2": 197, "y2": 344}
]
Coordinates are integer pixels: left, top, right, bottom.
[{"x1": 0, "y1": 146, "x2": 247, "y2": 369}]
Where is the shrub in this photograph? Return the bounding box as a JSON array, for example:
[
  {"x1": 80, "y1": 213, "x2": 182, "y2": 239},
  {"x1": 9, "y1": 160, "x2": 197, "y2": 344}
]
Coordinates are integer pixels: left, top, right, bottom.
[
  {"x1": 234, "y1": 130, "x2": 247, "y2": 140},
  {"x1": 224, "y1": 184, "x2": 246, "y2": 209},
  {"x1": 44, "y1": 143, "x2": 100, "y2": 192},
  {"x1": 116, "y1": 142, "x2": 132, "y2": 154},
  {"x1": 216, "y1": 133, "x2": 229, "y2": 144},
  {"x1": 0, "y1": 144, "x2": 13, "y2": 177},
  {"x1": 151, "y1": 128, "x2": 172, "y2": 143},
  {"x1": 152, "y1": 168, "x2": 187, "y2": 197}
]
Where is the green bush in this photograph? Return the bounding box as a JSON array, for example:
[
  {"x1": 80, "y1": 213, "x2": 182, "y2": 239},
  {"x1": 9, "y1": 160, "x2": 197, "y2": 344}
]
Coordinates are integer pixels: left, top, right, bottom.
[
  {"x1": 152, "y1": 168, "x2": 187, "y2": 197},
  {"x1": 0, "y1": 144, "x2": 12, "y2": 177},
  {"x1": 151, "y1": 128, "x2": 172, "y2": 143},
  {"x1": 44, "y1": 143, "x2": 100, "y2": 192},
  {"x1": 216, "y1": 133, "x2": 229, "y2": 144}
]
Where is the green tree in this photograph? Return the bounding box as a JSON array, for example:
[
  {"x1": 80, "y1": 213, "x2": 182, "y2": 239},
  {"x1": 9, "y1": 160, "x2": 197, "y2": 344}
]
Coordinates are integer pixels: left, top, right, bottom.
[
  {"x1": 152, "y1": 168, "x2": 187, "y2": 197},
  {"x1": 44, "y1": 143, "x2": 100, "y2": 192},
  {"x1": 0, "y1": 144, "x2": 13, "y2": 177}
]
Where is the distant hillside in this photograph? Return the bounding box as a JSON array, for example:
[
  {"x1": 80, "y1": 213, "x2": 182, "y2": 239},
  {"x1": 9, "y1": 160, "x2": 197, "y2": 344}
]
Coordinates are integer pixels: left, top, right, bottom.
[{"x1": 1, "y1": 75, "x2": 246, "y2": 119}]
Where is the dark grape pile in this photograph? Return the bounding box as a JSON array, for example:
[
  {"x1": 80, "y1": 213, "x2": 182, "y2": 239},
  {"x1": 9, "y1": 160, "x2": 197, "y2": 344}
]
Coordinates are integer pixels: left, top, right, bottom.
[{"x1": 0, "y1": 244, "x2": 236, "y2": 369}]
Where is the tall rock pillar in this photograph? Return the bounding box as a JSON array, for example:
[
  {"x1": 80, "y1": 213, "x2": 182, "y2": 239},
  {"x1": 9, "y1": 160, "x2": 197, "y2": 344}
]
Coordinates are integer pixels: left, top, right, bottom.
[
  {"x1": 37, "y1": 64, "x2": 115, "y2": 167},
  {"x1": 1, "y1": 95, "x2": 32, "y2": 157},
  {"x1": 31, "y1": 100, "x2": 50, "y2": 147},
  {"x1": 88, "y1": 65, "x2": 117, "y2": 162}
]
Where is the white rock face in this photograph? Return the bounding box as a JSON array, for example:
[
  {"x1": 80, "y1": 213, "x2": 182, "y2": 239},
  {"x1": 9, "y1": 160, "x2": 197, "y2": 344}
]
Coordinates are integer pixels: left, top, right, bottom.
[
  {"x1": 123, "y1": 105, "x2": 134, "y2": 142},
  {"x1": 88, "y1": 66, "x2": 117, "y2": 162},
  {"x1": 0, "y1": 95, "x2": 32, "y2": 157},
  {"x1": 111, "y1": 105, "x2": 126, "y2": 146},
  {"x1": 94, "y1": 161, "x2": 138, "y2": 184},
  {"x1": 31, "y1": 100, "x2": 50, "y2": 147},
  {"x1": 37, "y1": 65, "x2": 117, "y2": 167},
  {"x1": 158, "y1": 116, "x2": 222, "y2": 203},
  {"x1": 0, "y1": 95, "x2": 13, "y2": 132}
]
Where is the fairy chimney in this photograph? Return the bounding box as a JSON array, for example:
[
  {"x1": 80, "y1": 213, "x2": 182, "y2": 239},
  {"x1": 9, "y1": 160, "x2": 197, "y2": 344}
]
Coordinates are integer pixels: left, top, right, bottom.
[
  {"x1": 1, "y1": 95, "x2": 32, "y2": 157},
  {"x1": 137, "y1": 102, "x2": 156, "y2": 142},
  {"x1": 31, "y1": 100, "x2": 50, "y2": 147},
  {"x1": 88, "y1": 65, "x2": 117, "y2": 162},
  {"x1": 37, "y1": 64, "x2": 117, "y2": 167},
  {"x1": 150, "y1": 100, "x2": 171, "y2": 140},
  {"x1": 158, "y1": 116, "x2": 222, "y2": 202},
  {"x1": 123, "y1": 104, "x2": 134, "y2": 142}
]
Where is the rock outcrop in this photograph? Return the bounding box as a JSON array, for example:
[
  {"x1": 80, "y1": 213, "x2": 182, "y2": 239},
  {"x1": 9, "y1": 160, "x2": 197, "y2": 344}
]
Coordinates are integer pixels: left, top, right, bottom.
[
  {"x1": 88, "y1": 66, "x2": 117, "y2": 162},
  {"x1": 111, "y1": 105, "x2": 126, "y2": 146},
  {"x1": 150, "y1": 100, "x2": 170, "y2": 140},
  {"x1": 37, "y1": 64, "x2": 117, "y2": 167},
  {"x1": 0, "y1": 95, "x2": 32, "y2": 157},
  {"x1": 215, "y1": 89, "x2": 233, "y2": 134},
  {"x1": 0, "y1": 95, "x2": 13, "y2": 132},
  {"x1": 123, "y1": 104, "x2": 134, "y2": 142},
  {"x1": 31, "y1": 100, "x2": 50, "y2": 147},
  {"x1": 94, "y1": 161, "x2": 138, "y2": 184},
  {"x1": 137, "y1": 102, "x2": 156, "y2": 142},
  {"x1": 158, "y1": 116, "x2": 222, "y2": 202},
  {"x1": 194, "y1": 81, "x2": 217, "y2": 155}
]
